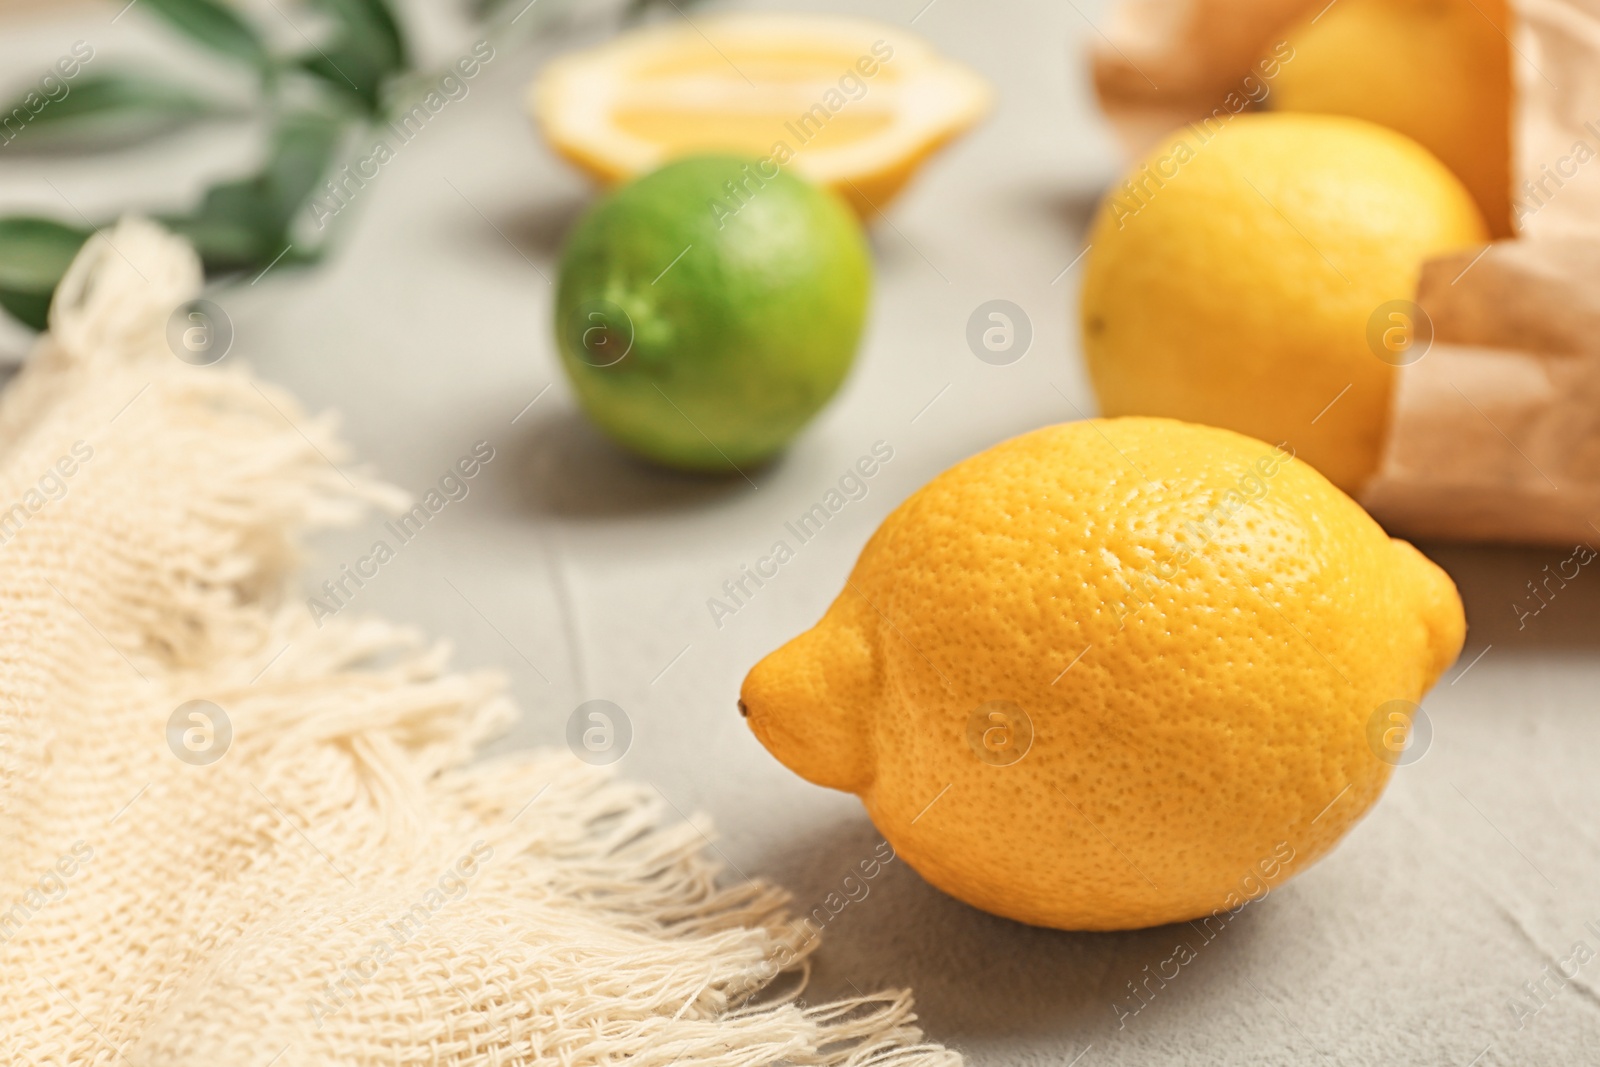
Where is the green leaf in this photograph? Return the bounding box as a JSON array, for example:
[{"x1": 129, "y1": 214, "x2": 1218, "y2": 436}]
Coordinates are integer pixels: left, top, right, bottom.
[
  {"x1": 335, "y1": 0, "x2": 407, "y2": 69},
  {"x1": 261, "y1": 109, "x2": 344, "y2": 224},
  {"x1": 0, "y1": 290, "x2": 53, "y2": 332},
  {"x1": 136, "y1": 0, "x2": 270, "y2": 69},
  {"x1": 0, "y1": 217, "x2": 92, "y2": 330},
  {"x1": 0, "y1": 71, "x2": 223, "y2": 150},
  {"x1": 161, "y1": 109, "x2": 344, "y2": 273},
  {"x1": 162, "y1": 180, "x2": 283, "y2": 270},
  {"x1": 297, "y1": 0, "x2": 409, "y2": 113}
]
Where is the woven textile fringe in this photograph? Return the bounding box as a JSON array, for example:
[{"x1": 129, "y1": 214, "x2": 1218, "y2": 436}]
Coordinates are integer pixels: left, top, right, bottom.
[{"x1": 0, "y1": 218, "x2": 958, "y2": 1067}]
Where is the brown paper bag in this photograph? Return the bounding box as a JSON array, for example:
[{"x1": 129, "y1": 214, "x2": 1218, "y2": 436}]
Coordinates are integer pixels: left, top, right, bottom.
[{"x1": 1090, "y1": 0, "x2": 1600, "y2": 545}]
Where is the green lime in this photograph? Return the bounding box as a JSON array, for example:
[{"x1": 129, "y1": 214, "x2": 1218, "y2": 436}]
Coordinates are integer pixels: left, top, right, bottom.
[{"x1": 554, "y1": 154, "x2": 872, "y2": 472}]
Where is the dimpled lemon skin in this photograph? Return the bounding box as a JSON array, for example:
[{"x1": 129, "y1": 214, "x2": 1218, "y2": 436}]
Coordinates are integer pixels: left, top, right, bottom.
[
  {"x1": 1270, "y1": 0, "x2": 1513, "y2": 237},
  {"x1": 1081, "y1": 113, "x2": 1487, "y2": 496},
  {"x1": 740, "y1": 418, "x2": 1465, "y2": 931}
]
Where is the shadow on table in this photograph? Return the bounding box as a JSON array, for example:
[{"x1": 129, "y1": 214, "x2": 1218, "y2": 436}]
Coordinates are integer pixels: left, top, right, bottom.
[
  {"x1": 1424, "y1": 540, "x2": 1600, "y2": 650},
  {"x1": 494, "y1": 190, "x2": 592, "y2": 259},
  {"x1": 755, "y1": 811, "x2": 1278, "y2": 1048},
  {"x1": 1003, "y1": 181, "x2": 1105, "y2": 238},
  {"x1": 857, "y1": 178, "x2": 1103, "y2": 286},
  {"x1": 494, "y1": 405, "x2": 760, "y2": 518}
]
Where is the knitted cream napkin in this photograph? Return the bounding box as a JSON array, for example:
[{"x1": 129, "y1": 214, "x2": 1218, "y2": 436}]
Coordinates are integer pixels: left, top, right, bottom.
[{"x1": 0, "y1": 219, "x2": 956, "y2": 1067}]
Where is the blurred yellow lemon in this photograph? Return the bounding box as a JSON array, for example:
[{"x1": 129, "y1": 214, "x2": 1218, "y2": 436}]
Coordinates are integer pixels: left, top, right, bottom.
[
  {"x1": 529, "y1": 13, "x2": 993, "y2": 215},
  {"x1": 1081, "y1": 113, "x2": 1487, "y2": 494},
  {"x1": 1270, "y1": 0, "x2": 1513, "y2": 236},
  {"x1": 741, "y1": 418, "x2": 1465, "y2": 930}
]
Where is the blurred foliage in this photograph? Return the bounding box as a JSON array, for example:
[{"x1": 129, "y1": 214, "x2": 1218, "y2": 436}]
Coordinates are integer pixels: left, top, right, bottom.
[
  {"x1": 0, "y1": 0, "x2": 699, "y2": 331},
  {"x1": 0, "y1": 217, "x2": 92, "y2": 330},
  {"x1": 470, "y1": 0, "x2": 688, "y2": 27}
]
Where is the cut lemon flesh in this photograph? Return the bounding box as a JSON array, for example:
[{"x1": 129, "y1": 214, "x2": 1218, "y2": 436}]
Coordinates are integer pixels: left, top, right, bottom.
[{"x1": 530, "y1": 13, "x2": 993, "y2": 214}]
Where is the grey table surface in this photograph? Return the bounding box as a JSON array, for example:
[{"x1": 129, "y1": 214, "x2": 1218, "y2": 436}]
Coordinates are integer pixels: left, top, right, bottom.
[{"x1": 5, "y1": 1, "x2": 1600, "y2": 1063}]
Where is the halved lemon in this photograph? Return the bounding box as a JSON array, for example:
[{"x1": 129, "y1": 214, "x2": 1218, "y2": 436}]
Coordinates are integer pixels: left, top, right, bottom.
[{"x1": 529, "y1": 13, "x2": 994, "y2": 214}]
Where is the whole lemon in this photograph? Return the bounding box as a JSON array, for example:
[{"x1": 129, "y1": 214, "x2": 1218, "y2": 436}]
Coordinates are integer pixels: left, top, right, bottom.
[
  {"x1": 740, "y1": 418, "x2": 1464, "y2": 931},
  {"x1": 1080, "y1": 113, "x2": 1487, "y2": 495},
  {"x1": 555, "y1": 155, "x2": 871, "y2": 472},
  {"x1": 1269, "y1": 0, "x2": 1513, "y2": 236}
]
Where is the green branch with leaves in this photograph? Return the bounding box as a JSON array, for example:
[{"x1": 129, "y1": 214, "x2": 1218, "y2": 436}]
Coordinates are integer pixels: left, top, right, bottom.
[
  {"x1": 0, "y1": 0, "x2": 417, "y2": 329},
  {"x1": 0, "y1": 0, "x2": 688, "y2": 332}
]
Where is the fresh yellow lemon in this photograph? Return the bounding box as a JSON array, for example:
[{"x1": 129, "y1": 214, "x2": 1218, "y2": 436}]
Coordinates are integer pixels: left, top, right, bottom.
[
  {"x1": 741, "y1": 418, "x2": 1464, "y2": 931},
  {"x1": 529, "y1": 13, "x2": 993, "y2": 215},
  {"x1": 1269, "y1": 0, "x2": 1513, "y2": 236},
  {"x1": 1081, "y1": 113, "x2": 1487, "y2": 495}
]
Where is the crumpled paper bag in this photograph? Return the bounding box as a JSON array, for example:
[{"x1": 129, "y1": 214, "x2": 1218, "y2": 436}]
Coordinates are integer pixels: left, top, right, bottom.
[{"x1": 1090, "y1": 0, "x2": 1600, "y2": 545}]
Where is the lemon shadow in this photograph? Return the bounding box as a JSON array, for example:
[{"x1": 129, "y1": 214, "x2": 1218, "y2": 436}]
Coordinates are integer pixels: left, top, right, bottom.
[
  {"x1": 490, "y1": 405, "x2": 769, "y2": 519},
  {"x1": 1423, "y1": 540, "x2": 1600, "y2": 650},
  {"x1": 494, "y1": 191, "x2": 593, "y2": 259},
  {"x1": 748, "y1": 810, "x2": 1283, "y2": 1049}
]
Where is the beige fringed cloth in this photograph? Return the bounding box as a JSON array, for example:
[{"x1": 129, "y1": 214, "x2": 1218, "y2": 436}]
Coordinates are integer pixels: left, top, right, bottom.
[
  {"x1": 1093, "y1": 0, "x2": 1600, "y2": 545},
  {"x1": 0, "y1": 219, "x2": 957, "y2": 1067}
]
